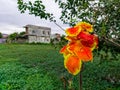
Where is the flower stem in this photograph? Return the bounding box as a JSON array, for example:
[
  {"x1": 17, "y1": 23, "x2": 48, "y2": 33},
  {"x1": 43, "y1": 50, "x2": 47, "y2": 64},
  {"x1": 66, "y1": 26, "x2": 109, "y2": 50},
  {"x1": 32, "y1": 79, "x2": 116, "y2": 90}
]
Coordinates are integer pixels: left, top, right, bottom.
[
  {"x1": 79, "y1": 71, "x2": 82, "y2": 90},
  {"x1": 79, "y1": 63, "x2": 84, "y2": 90}
]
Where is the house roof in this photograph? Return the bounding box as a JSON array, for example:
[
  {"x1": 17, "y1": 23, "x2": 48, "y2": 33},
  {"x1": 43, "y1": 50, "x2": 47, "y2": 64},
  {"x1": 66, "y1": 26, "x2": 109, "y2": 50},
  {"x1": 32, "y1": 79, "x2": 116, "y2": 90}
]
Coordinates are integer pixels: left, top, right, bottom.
[{"x1": 24, "y1": 24, "x2": 51, "y2": 30}]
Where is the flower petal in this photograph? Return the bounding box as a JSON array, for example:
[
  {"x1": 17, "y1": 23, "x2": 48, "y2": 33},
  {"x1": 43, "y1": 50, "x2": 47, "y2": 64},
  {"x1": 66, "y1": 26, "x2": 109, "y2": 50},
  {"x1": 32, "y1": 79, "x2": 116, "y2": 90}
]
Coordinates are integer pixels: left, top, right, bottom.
[
  {"x1": 75, "y1": 46, "x2": 93, "y2": 61},
  {"x1": 60, "y1": 45, "x2": 70, "y2": 56},
  {"x1": 77, "y1": 31, "x2": 94, "y2": 47},
  {"x1": 64, "y1": 54, "x2": 82, "y2": 75},
  {"x1": 67, "y1": 41, "x2": 93, "y2": 61},
  {"x1": 76, "y1": 22, "x2": 93, "y2": 32},
  {"x1": 67, "y1": 40, "x2": 82, "y2": 54},
  {"x1": 65, "y1": 36, "x2": 76, "y2": 41},
  {"x1": 65, "y1": 26, "x2": 81, "y2": 36},
  {"x1": 60, "y1": 45, "x2": 67, "y2": 54},
  {"x1": 91, "y1": 34, "x2": 99, "y2": 51}
]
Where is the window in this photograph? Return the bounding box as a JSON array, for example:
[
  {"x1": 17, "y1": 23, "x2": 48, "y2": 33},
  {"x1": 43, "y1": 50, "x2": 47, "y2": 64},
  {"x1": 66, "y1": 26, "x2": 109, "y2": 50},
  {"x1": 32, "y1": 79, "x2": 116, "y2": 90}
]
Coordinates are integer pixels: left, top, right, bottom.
[
  {"x1": 48, "y1": 31, "x2": 50, "y2": 35},
  {"x1": 43, "y1": 31, "x2": 45, "y2": 34},
  {"x1": 47, "y1": 38, "x2": 50, "y2": 41},
  {"x1": 32, "y1": 30, "x2": 36, "y2": 33}
]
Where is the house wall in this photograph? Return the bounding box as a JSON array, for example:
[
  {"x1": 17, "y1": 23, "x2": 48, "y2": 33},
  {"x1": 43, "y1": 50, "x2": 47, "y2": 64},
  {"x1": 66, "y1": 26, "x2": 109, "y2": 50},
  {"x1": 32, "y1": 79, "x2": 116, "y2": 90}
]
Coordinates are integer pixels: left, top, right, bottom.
[
  {"x1": 28, "y1": 36, "x2": 50, "y2": 43},
  {"x1": 25, "y1": 25, "x2": 51, "y2": 43}
]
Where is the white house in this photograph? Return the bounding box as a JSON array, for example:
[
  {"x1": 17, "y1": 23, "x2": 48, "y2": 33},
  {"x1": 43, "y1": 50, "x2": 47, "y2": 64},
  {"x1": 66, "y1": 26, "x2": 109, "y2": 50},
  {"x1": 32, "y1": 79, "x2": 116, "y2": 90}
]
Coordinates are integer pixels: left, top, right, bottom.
[{"x1": 24, "y1": 24, "x2": 51, "y2": 43}]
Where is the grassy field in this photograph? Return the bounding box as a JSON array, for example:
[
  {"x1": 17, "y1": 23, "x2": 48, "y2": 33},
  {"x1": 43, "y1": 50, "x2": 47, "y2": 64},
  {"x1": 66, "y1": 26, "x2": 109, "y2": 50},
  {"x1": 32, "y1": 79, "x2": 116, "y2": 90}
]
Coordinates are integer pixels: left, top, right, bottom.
[{"x1": 0, "y1": 44, "x2": 120, "y2": 90}]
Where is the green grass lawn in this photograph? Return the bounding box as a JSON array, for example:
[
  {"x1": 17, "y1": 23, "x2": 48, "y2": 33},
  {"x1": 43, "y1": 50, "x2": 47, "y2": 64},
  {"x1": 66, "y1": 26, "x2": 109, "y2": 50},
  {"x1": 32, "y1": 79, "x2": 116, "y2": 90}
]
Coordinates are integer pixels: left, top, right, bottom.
[{"x1": 0, "y1": 44, "x2": 120, "y2": 90}]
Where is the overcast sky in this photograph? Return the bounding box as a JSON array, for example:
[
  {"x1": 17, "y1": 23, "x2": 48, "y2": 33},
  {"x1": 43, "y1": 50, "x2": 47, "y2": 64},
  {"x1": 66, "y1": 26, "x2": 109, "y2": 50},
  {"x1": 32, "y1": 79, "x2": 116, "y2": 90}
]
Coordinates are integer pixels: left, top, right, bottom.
[{"x1": 0, "y1": 0, "x2": 69, "y2": 35}]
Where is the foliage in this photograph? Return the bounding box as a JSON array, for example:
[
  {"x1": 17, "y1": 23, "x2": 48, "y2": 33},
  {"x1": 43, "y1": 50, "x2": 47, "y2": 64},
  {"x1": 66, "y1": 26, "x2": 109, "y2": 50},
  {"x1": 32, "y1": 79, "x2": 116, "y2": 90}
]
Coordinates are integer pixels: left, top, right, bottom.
[
  {"x1": 8, "y1": 32, "x2": 19, "y2": 41},
  {"x1": 59, "y1": 35, "x2": 68, "y2": 47},
  {"x1": 19, "y1": 31, "x2": 25, "y2": 36},
  {"x1": 8, "y1": 31, "x2": 27, "y2": 43},
  {"x1": 0, "y1": 32, "x2": 2, "y2": 38},
  {"x1": 0, "y1": 44, "x2": 120, "y2": 89},
  {"x1": 17, "y1": 0, "x2": 55, "y2": 21},
  {"x1": 50, "y1": 35, "x2": 68, "y2": 48},
  {"x1": 55, "y1": 0, "x2": 120, "y2": 38},
  {"x1": 0, "y1": 44, "x2": 64, "y2": 90}
]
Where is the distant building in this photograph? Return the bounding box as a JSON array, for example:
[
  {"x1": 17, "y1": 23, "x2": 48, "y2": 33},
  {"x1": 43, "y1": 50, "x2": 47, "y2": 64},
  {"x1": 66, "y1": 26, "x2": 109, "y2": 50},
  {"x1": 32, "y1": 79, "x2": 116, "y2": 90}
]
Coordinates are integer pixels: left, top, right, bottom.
[
  {"x1": 51, "y1": 33, "x2": 61, "y2": 44},
  {"x1": 0, "y1": 34, "x2": 8, "y2": 43},
  {"x1": 0, "y1": 39, "x2": 6, "y2": 43},
  {"x1": 2, "y1": 34, "x2": 8, "y2": 38},
  {"x1": 24, "y1": 24, "x2": 51, "y2": 43}
]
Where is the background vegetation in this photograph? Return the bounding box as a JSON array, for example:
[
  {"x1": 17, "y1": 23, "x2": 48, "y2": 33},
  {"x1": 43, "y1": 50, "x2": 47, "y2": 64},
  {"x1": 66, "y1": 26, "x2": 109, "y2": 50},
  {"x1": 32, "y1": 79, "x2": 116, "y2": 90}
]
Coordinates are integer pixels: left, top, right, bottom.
[{"x1": 0, "y1": 44, "x2": 120, "y2": 90}]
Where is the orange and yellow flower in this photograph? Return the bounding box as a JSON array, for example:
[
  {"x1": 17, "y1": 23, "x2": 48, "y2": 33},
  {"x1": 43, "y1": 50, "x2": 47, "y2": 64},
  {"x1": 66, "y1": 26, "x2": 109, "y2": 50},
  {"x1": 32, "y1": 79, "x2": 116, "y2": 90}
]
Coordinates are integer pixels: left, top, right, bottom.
[{"x1": 60, "y1": 22, "x2": 98, "y2": 75}]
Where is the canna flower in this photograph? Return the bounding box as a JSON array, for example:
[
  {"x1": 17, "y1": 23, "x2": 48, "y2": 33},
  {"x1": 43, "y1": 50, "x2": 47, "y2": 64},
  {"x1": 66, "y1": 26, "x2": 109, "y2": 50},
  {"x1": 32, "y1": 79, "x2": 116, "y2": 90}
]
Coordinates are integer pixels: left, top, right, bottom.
[{"x1": 60, "y1": 21, "x2": 98, "y2": 75}]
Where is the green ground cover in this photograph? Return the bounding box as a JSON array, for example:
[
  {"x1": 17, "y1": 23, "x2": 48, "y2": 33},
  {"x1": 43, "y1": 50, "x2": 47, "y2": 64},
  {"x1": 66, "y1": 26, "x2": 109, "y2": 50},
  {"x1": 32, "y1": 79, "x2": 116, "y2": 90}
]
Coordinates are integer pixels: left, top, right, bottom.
[{"x1": 0, "y1": 44, "x2": 120, "y2": 90}]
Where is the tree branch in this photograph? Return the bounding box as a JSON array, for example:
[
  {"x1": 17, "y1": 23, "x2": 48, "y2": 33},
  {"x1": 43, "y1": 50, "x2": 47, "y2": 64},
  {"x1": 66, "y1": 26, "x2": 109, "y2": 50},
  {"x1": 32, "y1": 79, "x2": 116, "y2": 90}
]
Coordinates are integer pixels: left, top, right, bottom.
[{"x1": 103, "y1": 37, "x2": 120, "y2": 48}]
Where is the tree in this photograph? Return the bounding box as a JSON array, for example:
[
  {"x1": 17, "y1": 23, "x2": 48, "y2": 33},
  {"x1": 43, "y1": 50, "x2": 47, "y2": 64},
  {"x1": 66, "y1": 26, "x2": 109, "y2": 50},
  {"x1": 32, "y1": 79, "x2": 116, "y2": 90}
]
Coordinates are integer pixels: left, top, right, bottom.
[
  {"x1": 19, "y1": 31, "x2": 25, "y2": 36},
  {"x1": 8, "y1": 32, "x2": 19, "y2": 42},
  {"x1": 0, "y1": 32, "x2": 2, "y2": 38},
  {"x1": 17, "y1": 0, "x2": 120, "y2": 49}
]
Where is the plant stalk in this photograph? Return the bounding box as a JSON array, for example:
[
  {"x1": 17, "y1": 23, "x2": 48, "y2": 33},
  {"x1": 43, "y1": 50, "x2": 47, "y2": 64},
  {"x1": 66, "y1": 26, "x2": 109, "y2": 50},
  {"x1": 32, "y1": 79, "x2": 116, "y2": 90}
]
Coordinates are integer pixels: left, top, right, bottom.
[
  {"x1": 79, "y1": 63, "x2": 84, "y2": 90},
  {"x1": 79, "y1": 71, "x2": 82, "y2": 90}
]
